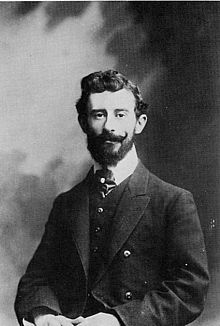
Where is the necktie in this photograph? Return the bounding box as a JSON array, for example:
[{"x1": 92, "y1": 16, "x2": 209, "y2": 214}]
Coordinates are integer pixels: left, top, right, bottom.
[{"x1": 95, "y1": 169, "x2": 116, "y2": 198}]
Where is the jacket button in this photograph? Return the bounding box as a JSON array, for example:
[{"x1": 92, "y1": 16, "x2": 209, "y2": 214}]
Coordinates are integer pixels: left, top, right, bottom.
[
  {"x1": 123, "y1": 250, "x2": 131, "y2": 258},
  {"x1": 93, "y1": 247, "x2": 98, "y2": 253},
  {"x1": 125, "y1": 291, "x2": 132, "y2": 300},
  {"x1": 95, "y1": 226, "x2": 101, "y2": 233}
]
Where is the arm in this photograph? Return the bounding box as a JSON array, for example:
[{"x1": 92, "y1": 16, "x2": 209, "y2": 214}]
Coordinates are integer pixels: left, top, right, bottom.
[
  {"x1": 14, "y1": 197, "x2": 63, "y2": 325},
  {"x1": 112, "y1": 191, "x2": 209, "y2": 326}
]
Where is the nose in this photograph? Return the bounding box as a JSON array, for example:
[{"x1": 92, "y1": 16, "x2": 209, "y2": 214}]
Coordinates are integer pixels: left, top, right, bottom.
[{"x1": 103, "y1": 114, "x2": 116, "y2": 133}]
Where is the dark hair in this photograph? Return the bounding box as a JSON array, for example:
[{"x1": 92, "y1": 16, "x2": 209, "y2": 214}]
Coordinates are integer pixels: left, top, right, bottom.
[{"x1": 76, "y1": 70, "x2": 148, "y2": 119}]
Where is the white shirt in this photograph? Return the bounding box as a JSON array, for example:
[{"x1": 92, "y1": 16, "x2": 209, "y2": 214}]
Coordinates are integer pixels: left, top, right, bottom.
[{"x1": 93, "y1": 145, "x2": 139, "y2": 185}]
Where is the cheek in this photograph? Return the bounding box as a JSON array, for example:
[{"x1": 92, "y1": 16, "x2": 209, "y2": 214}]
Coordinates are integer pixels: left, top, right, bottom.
[
  {"x1": 88, "y1": 120, "x2": 103, "y2": 135},
  {"x1": 124, "y1": 121, "x2": 136, "y2": 136}
]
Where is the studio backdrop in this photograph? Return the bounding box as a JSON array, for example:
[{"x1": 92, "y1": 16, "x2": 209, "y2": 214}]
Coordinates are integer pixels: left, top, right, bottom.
[{"x1": 0, "y1": 2, "x2": 219, "y2": 325}]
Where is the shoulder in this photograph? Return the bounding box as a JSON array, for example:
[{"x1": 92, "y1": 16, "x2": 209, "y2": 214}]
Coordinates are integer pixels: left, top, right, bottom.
[
  {"x1": 138, "y1": 162, "x2": 194, "y2": 209},
  {"x1": 139, "y1": 167, "x2": 198, "y2": 226},
  {"x1": 137, "y1": 161, "x2": 191, "y2": 196},
  {"x1": 148, "y1": 170, "x2": 191, "y2": 197},
  {"x1": 52, "y1": 171, "x2": 91, "y2": 207}
]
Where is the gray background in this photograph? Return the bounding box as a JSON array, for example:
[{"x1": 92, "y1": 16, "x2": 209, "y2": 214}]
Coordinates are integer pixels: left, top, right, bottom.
[{"x1": 0, "y1": 2, "x2": 219, "y2": 325}]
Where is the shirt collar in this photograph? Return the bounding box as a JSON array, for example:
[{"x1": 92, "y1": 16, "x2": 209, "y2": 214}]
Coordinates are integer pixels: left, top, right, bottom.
[{"x1": 93, "y1": 145, "x2": 139, "y2": 185}]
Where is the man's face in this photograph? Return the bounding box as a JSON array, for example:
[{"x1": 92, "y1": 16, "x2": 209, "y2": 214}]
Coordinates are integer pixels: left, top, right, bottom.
[{"x1": 82, "y1": 89, "x2": 146, "y2": 166}]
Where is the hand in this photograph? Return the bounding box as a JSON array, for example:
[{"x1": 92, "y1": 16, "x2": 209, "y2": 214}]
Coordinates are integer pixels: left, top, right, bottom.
[
  {"x1": 71, "y1": 313, "x2": 121, "y2": 326},
  {"x1": 34, "y1": 314, "x2": 78, "y2": 326}
]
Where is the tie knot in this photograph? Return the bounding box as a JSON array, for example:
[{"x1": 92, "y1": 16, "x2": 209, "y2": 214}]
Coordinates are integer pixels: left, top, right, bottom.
[
  {"x1": 95, "y1": 169, "x2": 115, "y2": 183},
  {"x1": 94, "y1": 169, "x2": 116, "y2": 198}
]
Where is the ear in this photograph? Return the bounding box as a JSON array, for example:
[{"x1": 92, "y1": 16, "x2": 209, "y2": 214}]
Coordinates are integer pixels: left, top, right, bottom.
[
  {"x1": 134, "y1": 114, "x2": 147, "y2": 134},
  {"x1": 78, "y1": 115, "x2": 88, "y2": 134}
]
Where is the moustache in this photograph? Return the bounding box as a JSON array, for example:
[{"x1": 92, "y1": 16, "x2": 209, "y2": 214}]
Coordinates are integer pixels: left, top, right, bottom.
[
  {"x1": 94, "y1": 130, "x2": 127, "y2": 143},
  {"x1": 88, "y1": 130, "x2": 128, "y2": 143}
]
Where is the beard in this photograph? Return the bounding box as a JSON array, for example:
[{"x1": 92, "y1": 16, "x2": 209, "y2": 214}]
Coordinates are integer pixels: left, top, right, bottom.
[{"x1": 87, "y1": 129, "x2": 134, "y2": 167}]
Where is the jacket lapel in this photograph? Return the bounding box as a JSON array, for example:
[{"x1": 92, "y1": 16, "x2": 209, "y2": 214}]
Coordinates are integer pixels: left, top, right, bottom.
[
  {"x1": 69, "y1": 170, "x2": 92, "y2": 279},
  {"x1": 95, "y1": 162, "x2": 150, "y2": 285}
]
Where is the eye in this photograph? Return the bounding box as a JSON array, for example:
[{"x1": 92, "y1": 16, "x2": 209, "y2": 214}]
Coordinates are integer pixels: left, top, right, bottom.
[
  {"x1": 116, "y1": 112, "x2": 126, "y2": 118},
  {"x1": 92, "y1": 112, "x2": 105, "y2": 119}
]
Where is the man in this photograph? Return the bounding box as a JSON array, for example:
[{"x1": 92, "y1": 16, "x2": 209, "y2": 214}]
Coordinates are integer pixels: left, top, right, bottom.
[{"x1": 15, "y1": 70, "x2": 209, "y2": 326}]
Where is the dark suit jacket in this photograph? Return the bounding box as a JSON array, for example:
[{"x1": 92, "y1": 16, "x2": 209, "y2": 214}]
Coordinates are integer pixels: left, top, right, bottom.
[{"x1": 15, "y1": 162, "x2": 209, "y2": 326}]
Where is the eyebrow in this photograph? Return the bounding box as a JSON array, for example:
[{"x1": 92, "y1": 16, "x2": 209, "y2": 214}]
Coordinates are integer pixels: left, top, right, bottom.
[
  {"x1": 115, "y1": 108, "x2": 129, "y2": 112},
  {"x1": 89, "y1": 109, "x2": 106, "y2": 114},
  {"x1": 90, "y1": 108, "x2": 129, "y2": 112}
]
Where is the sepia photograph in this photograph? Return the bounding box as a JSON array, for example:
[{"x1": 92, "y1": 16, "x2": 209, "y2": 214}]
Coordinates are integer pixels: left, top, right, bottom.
[{"x1": 0, "y1": 2, "x2": 219, "y2": 326}]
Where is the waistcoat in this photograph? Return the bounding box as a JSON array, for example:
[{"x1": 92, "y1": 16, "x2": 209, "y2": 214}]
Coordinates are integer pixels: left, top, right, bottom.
[{"x1": 83, "y1": 175, "x2": 130, "y2": 316}]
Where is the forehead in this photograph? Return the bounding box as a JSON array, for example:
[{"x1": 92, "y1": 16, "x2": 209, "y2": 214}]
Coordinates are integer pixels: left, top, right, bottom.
[{"x1": 88, "y1": 89, "x2": 136, "y2": 110}]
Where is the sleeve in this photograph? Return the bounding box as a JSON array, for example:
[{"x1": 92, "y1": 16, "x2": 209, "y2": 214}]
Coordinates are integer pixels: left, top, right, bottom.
[
  {"x1": 14, "y1": 196, "x2": 63, "y2": 325},
  {"x1": 112, "y1": 191, "x2": 210, "y2": 326}
]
